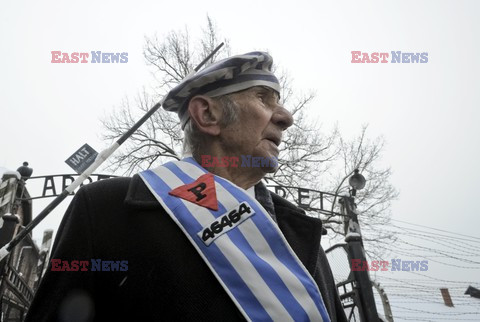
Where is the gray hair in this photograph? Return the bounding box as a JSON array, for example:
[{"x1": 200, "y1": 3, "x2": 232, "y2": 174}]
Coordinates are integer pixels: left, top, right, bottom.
[{"x1": 182, "y1": 94, "x2": 238, "y2": 156}]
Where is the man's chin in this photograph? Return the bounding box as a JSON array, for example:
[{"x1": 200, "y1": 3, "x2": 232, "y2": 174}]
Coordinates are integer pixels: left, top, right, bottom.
[{"x1": 255, "y1": 155, "x2": 279, "y2": 173}]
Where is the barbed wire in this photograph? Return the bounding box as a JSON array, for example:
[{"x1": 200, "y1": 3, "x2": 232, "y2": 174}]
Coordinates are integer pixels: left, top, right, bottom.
[{"x1": 327, "y1": 217, "x2": 480, "y2": 321}]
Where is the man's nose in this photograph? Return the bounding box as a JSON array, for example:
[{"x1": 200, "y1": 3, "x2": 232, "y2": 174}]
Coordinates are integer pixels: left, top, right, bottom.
[{"x1": 272, "y1": 105, "x2": 294, "y2": 130}]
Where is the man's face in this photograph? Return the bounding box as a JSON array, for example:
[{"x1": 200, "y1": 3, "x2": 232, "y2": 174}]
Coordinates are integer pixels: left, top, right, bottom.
[{"x1": 218, "y1": 86, "x2": 294, "y2": 172}]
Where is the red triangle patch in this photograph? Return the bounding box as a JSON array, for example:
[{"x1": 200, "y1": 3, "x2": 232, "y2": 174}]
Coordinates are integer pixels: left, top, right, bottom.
[{"x1": 169, "y1": 173, "x2": 218, "y2": 211}]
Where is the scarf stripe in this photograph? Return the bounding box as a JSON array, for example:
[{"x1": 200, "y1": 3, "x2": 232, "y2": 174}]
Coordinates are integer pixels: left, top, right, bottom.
[
  {"x1": 140, "y1": 158, "x2": 330, "y2": 322},
  {"x1": 141, "y1": 169, "x2": 269, "y2": 321},
  {"x1": 179, "y1": 159, "x2": 330, "y2": 321},
  {"x1": 155, "y1": 164, "x2": 291, "y2": 320},
  {"x1": 165, "y1": 162, "x2": 311, "y2": 320}
]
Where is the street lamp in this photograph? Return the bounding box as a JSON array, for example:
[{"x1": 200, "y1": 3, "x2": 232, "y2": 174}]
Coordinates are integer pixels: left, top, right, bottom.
[
  {"x1": 16, "y1": 162, "x2": 33, "y2": 181},
  {"x1": 349, "y1": 169, "x2": 366, "y2": 197},
  {"x1": 342, "y1": 169, "x2": 379, "y2": 321}
]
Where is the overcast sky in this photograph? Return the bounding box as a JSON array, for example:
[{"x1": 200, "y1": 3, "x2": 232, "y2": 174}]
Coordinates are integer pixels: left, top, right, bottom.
[{"x1": 1, "y1": 0, "x2": 479, "y2": 318}]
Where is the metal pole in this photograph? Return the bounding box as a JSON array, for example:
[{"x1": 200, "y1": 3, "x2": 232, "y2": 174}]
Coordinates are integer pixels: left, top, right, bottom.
[
  {"x1": 341, "y1": 196, "x2": 379, "y2": 322},
  {"x1": 372, "y1": 280, "x2": 393, "y2": 322},
  {"x1": 0, "y1": 43, "x2": 225, "y2": 262}
]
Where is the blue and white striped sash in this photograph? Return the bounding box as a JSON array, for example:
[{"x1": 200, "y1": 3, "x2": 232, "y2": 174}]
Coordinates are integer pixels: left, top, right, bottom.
[{"x1": 139, "y1": 158, "x2": 330, "y2": 322}]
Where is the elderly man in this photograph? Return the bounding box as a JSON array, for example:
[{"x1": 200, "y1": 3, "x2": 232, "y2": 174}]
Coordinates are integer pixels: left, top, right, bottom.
[{"x1": 26, "y1": 52, "x2": 347, "y2": 322}]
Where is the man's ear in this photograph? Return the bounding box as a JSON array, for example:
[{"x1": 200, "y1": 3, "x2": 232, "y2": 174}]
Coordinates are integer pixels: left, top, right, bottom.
[{"x1": 188, "y1": 95, "x2": 222, "y2": 136}]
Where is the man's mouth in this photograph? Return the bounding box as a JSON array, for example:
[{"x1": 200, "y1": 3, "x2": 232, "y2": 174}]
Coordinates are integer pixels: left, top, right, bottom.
[{"x1": 265, "y1": 136, "x2": 281, "y2": 146}]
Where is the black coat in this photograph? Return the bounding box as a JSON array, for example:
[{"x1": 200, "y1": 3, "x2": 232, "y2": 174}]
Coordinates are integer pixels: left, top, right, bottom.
[{"x1": 26, "y1": 175, "x2": 347, "y2": 322}]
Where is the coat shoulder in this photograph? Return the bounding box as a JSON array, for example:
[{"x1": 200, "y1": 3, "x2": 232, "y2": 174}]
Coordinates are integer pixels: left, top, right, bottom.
[
  {"x1": 79, "y1": 176, "x2": 131, "y2": 196},
  {"x1": 270, "y1": 191, "x2": 305, "y2": 213}
]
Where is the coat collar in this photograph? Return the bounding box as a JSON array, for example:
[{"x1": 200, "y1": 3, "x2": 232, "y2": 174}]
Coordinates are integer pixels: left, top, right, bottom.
[
  {"x1": 124, "y1": 174, "x2": 162, "y2": 210},
  {"x1": 124, "y1": 174, "x2": 323, "y2": 275},
  {"x1": 270, "y1": 193, "x2": 324, "y2": 276}
]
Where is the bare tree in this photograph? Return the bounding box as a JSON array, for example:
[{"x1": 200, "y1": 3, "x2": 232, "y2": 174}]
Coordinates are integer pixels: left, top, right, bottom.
[
  {"x1": 322, "y1": 125, "x2": 399, "y2": 258},
  {"x1": 143, "y1": 16, "x2": 230, "y2": 93},
  {"x1": 102, "y1": 15, "x2": 230, "y2": 174},
  {"x1": 102, "y1": 89, "x2": 182, "y2": 174},
  {"x1": 100, "y1": 16, "x2": 397, "y2": 258}
]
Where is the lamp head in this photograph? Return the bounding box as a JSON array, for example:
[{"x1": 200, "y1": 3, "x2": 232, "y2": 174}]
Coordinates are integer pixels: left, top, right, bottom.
[
  {"x1": 17, "y1": 162, "x2": 33, "y2": 180},
  {"x1": 349, "y1": 169, "x2": 366, "y2": 192}
]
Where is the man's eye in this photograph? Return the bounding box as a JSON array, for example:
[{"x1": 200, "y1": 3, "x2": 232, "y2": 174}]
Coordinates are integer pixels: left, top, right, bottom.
[{"x1": 257, "y1": 93, "x2": 268, "y2": 103}]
